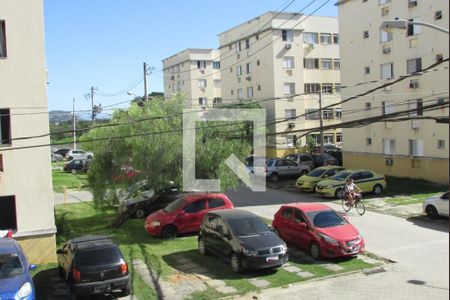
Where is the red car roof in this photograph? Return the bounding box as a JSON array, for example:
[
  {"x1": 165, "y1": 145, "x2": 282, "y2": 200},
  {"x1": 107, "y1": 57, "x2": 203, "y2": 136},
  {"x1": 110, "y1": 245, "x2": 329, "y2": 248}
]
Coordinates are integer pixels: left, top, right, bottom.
[
  {"x1": 184, "y1": 193, "x2": 229, "y2": 201},
  {"x1": 281, "y1": 203, "x2": 332, "y2": 212}
]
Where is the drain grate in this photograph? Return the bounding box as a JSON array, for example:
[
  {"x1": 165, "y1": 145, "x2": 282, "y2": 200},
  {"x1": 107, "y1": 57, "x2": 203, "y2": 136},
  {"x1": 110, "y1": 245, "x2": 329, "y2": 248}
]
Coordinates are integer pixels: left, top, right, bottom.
[{"x1": 363, "y1": 268, "x2": 386, "y2": 276}]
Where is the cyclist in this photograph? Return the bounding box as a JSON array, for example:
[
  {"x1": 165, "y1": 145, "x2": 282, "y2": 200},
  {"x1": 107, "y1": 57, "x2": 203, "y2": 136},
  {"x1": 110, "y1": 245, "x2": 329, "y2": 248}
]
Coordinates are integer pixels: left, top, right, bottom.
[{"x1": 344, "y1": 178, "x2": 361, "y2": 207}]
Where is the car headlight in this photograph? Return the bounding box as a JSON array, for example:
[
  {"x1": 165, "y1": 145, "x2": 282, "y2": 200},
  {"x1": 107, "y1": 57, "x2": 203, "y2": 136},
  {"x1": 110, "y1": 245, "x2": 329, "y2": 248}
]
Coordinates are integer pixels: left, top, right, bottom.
[
  {"x1": 243, "y1": 248, "x2": 258, "y2": 257},
  {"x1": 319, "y1": 233, "x2": 339, "y2": 245},
  {"x1": 150, "y1": 221, "x2": 161, "y2": 227},
  {"x1": 18, "y1": 282, "x2": 32, "y2": 298}
]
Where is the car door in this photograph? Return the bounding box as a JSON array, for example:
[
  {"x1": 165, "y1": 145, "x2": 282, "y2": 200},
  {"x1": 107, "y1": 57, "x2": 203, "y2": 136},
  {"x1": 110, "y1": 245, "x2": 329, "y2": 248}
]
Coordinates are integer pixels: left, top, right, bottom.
[
  {"x1": 274, "y1": 159, "x2": 289, "y2": 176},
  {"x1": 275, "y1": 207, "x2": 295, "y2": 243},
  {"x1": 437, "y1": 192, "x2": 449, "y2": 216},
  {"x1": 355, "y1": 171, "x2": 374, "y2": 192},
  {"x1": 213, "y1": 217, "x2": 233, "y2": 257},
  {"x1": 285, "y1": 159, "x2": 301, "y2": 176},
  {"x1": 177, "y1": 199, "x2": 207, "y2": 233},
  {"x1": 291, "y1": 209, "x2": 311, "y2": 250}
]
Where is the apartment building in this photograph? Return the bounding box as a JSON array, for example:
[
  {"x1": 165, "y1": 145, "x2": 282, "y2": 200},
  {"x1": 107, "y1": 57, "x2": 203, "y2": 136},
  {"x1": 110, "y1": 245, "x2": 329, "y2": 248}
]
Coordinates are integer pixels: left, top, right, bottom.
[
  {"x1": 336, "y1": 0, "x2": 449, "y2": 184},
  {"x1": 218, "y1": 12, "x2": 342, "y2": 157},
  {"x1": 162, "y1": 49, "x2": 222, "y2": 109},
  {"x1": 0, "y1": 0, "x2": 56, "y2": 263}
]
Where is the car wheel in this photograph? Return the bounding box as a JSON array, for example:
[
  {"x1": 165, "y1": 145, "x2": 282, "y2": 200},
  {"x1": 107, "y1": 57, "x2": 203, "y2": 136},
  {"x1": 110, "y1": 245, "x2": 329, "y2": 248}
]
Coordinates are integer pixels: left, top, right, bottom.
[
  {"x1": 161, "y1": 225, "x2": 177, "y2": 239},
  {"x1": 134, "y1": 209, "x2": 146, "y2": 219},
  {"x1": 269, "y1": 173, "x2": 279, "y2": 183},
  {"x1": 198, "y1": 237, "x2": 208, "y2": 255},
  {"x1": 373, "y1": 184, "x2": 383, "y2": 195},
  {"x1": 87, "y1": 155, "x2": 93, "y2": 159},
  {"x1": 425, "y1": 205, "x2": 439, "y2": 219},
  {"x1": 230, "y1": 254, "x2": 243, "y2": 273},
  {"x1": 310, "y1": 242, "x2": 321, "y2": 260},
  {"x1": 335, "y1": 188, "x2": 344, "y2": 199},
  {"x1": 300, "y1": 170, "x2": 308, "y2": 176},
  {"x1": 67, "y1": 156, "x2": 73, "y2": 161}
]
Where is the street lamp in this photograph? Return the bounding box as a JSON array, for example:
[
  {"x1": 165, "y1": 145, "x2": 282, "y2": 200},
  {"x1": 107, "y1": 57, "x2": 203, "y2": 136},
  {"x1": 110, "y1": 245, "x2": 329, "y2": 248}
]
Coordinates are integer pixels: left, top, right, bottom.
[{"x1": 381, "y1": 19, "x2": 449, "y2": 34}]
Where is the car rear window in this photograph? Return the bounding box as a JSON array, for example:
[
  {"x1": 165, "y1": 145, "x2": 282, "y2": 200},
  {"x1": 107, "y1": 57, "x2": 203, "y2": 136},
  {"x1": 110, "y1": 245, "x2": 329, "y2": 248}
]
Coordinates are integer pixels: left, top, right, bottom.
[
  {"x1": 208, "y1": 198, "x2": 226, "y2": 209},
  {"x1": 0, "y1": 253, "x2": 24, "y2": 279},
  {"x1": 76, "y1": 247, "x2": 122, "y2": 267},
  {"x1": 163, "y1": 196, "x2": 186, "y2": 213}
]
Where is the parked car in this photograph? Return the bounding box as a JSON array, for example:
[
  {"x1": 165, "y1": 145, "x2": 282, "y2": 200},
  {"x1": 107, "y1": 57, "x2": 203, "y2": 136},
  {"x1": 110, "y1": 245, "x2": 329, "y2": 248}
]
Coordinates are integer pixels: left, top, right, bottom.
[
  {"x1": 310, "y1": 144, "x2": 341, "y2": 154},
  {"x1": 65, "y1": 150, "x2": 93, "y2": 161},
  {"x1": 51, "y1": 152, "x2": 64, "y2": 162},
  {"x1": 266, "y1": 158, "x2": 310, "y2": 182},
  {"x1": 296, "y1": 166, "x2": 346, "y2": 192},
  {"x1": 0, "y1": 238, "x2": 37, "y2": 300},
  {"x1": 198, "y1": 209, "x2": 288, "y2": 273},
  {"x1": 56, "y1": 235, "x2": 130, "y2": 298},
  {"x1": 63, "y1": 159, "x2": 91, "y2": 173},
  {"x1": 53, "y1": 148, "x2": 71, "y2": 158},
  {"x1": 311, "y1": 153, "x2": 339, "y2": 168},
  {"x1": 145, "y1": 193, "x2": 234, "y2": 238},
  {"x1": 327, "y1": 150, "x2": 343, "y2": 166},
  {"x1": 315, "y1": 169, "x2": 386, "y2": 199},
  {"x1": 283, "y1": 153, "x2": 314, "y2": 170},
  {"x1": 423, "y1": 191, "x2": 449, "y2": 219},
  {"x1": 272, "y1": 203, "x2": 364, "y2": 259},
  {"x1": 244, "y1": 155, "x2": 268, "y2": 174}
]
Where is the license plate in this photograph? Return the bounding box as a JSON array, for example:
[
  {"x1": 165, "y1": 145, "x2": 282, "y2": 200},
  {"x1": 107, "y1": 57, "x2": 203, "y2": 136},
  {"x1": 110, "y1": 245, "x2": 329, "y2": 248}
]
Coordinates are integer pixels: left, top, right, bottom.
[{"x1": 266, "y1": 256, "x2": 279, "y2": 262}]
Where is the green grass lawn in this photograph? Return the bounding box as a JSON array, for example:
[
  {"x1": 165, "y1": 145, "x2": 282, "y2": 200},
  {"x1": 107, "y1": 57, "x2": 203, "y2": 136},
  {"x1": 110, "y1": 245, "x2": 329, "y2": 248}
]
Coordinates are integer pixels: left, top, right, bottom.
[
  {"x1": 52, "y1": 168, "x2": 89, "y2": 193},
  {"x1": 32, "y1": 203, "x2": 382, "y2": 300}
]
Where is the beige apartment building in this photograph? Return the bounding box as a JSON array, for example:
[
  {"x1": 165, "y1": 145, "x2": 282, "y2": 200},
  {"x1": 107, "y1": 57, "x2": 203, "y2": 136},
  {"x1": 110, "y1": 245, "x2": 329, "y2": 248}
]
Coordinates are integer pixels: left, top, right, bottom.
[
  {"x1": 218, "y1": 12, "x2": 342, "y2": 157},
  {"x1": 162, "y1": 48, "x2": 222, "y2": 109},
  {"x1": 337, "y1": 0, "x2": 449, "y2": 184},
  {"x1": 0, "y1": 0, "x2": 56, "y2": 263}
]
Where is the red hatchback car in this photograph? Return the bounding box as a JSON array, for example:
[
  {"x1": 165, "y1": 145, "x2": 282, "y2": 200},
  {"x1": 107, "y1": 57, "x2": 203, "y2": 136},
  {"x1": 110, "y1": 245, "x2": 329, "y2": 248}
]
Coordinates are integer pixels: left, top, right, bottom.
[
  {"x1": 145, "y1": 193, "x2": 234, "y2": 238},
  {"x1": 272, "y1": 203, "x2": 364, "y2": 259}
]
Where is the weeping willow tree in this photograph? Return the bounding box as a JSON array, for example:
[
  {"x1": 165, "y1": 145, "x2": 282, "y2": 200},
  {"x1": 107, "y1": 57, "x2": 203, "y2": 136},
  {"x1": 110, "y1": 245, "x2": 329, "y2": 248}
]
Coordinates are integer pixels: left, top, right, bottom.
[{"x1": 80, "y1": 96, "x2": 256, "y2": 207}]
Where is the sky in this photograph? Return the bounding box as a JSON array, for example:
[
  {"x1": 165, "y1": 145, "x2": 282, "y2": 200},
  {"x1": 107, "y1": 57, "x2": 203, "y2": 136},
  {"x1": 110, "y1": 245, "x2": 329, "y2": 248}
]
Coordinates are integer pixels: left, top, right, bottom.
[{"x1": 44, "y1": 0, "x2": 338, "y2": 113}]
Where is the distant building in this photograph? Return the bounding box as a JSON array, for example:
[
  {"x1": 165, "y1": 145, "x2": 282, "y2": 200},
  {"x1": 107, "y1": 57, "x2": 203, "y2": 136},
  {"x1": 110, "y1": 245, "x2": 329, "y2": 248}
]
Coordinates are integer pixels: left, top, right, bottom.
[
  {"x1": 336, "y1": 0, "x2": 449, "y2": 184},
  {"x1": 162, "y1": 49, "x2": 222, "y2": 109},
  {"x1": 0, "y1": 0, "x2": 56, "y2": 263},
  {"x1": 218, "y1": 12, "x2": 342, "y2": 157}
]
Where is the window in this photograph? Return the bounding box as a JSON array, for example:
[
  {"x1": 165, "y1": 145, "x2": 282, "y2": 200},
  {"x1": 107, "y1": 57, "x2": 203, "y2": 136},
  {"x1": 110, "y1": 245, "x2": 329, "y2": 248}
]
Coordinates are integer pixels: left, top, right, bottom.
[
  {"x1": 333, "y1": 34, "x2": 340, "y2": 44},
  {"x1": 0, "y1": 196, "x2": 17, "y2": 230},
  {"x1": 256, "y1": 60, "x2": 260, "y2": 66},
  {"x1": 407, "y1": 58, "x2": 422, "y2": 74},
  {"x1": 184, "y1": 200, "x2": 206, "y2": 213},
  {"x1": 198, "y1": 98, "x2": 207, "y2": 107},
  {"x1": 408, "y1": 0, "x2": 417, "y2": 8},
  {"x1": 304, "y1": 83, "x2": 321, "y2": 93},
  {"x1": 363, "y1": 31, "x2": 369, "y2": 38},
  {"x1": 435, "y1": 11, "x2": 443, "y2": 20},
  {"x1": 408, "y1": 99, "x2": 423, "y2": 116},
  {"x1": 197, "y1": 60, "x2": 206, "y2": 69},
  {"x1": 237, "y1": 88, "x2": 244, "y2": 99},
  {"x1": 383, "y1": 139, "x2": 396, "y2": 154},
  {"x1": 303, "y1": 32, "x2": 318, "y2": 44},
  {"x1": 257, "y1": 85, "x2": 261, "y2": 91},
  {"x1": 365, "y1": 103, "x2": 372, "y2": 110},
  {"x1": 0, "y1": 21, "x2": 6, "y2": 58},
  {"x1": 335, "y1": 108, "x2": 342, "y2": 119},
  {"x1": 305, "y1": 109, "x2": 320, "y2": 120},
  {"x1": 0, "y1": 154, "x2": 2, "y2": 171},
  {"x1": 334, "y1": 84, "x2": 341, "y2": 93},
  {"x1": 380, "y1": 63, "x2": 394, "y2": 79},
  {"x1": 336, "y1": 133, "x2": 342, "y2": 143},
  {"x1": 365, "y1": 66, "x2": 371, "y2": 74},
  {"x1": 230, "y1": 67, "x2": 233, "y2": 73},
  {"x1": 208, "y1": 198, "x2": 225, "y2": 209},
  {"x1": 409, "y1": 79, "x2": 419, "y2": 89},
  {"x1": 230, "y1": 89, "x2": 234, "y2": 95},
  {"x1": 321, "y1": 59, "x2": 332, "y2": 70},
  {"x1": 409, "y1": 139, "x2": 424, "y2": 156},
  {"x1": 282, "y1": 30, "x2": 294, "y2": 42},
  {"x1": 322, "y1": 109, "x2": 333, "y2": 119},
  {"x1": 0, "y1": 109, "x2": 11, "y2": 145},
  {"x1": 282, "y1": 208, "x2": 293, "y2": 218},
  {"x1": 285, "y1": 109, "x2": 296, "y2": 119},
  {"x1": 213, "y1": 79, "x2": 221, "y2": 88},
  {"x1": 382, "y1": 101, "x2": 395, "y2": 115},
  {"x1": 236, "y1": 65, "x2": 243, "y2": 76},
  {"x1": 366, "y1": 138, "x2": 372, "y2": 145},
  {"x1": 283, "y1": 57, "x2": 295, "y2": 69},
  {"x1": 320, "y1": 33, "x2": 332, "y2": 44},
  {"x1": 304, "y1": 58, "x2": 319, "y2": 69},
  {"x1": 245, "y1": 38, "x2": 250, "y2": 49},
  {"x1": 197, "y1": 79, "x2": 207, "y2": 88},
  {"x1": 246, "y1": 62, "x2": 252, "y2": 74},
  {"x1": 283, "y1": 83, "x2": 295, "y2": 95},
  {"x1": 407, "y1": 18, "x2": 421, "y2": 36},
  {"x1": 212, "y1": 61, "x2": 220, "y2": 69},
  {"x1": 334, "y1": 59, "x2": 340, "y2": 70},
  {"x1": 294, "y1": 210, "x2": 306, "y2": 223},
  {"x1": 322, "y1": 83, "x2": 333, "y2": 94},
  {"x1": 380, "y1": 29, "x2": 393, "y2": 42},
  {"x1": 247, "y1": 87, "x2": 253, "y2": 99},
  {"x1": 437, "y1": 139, "x2": 445, "y2": 149},
  {"x1": 379, "y1": 0, "x2": 391, "y2": 4},
  {"x1": 235, "y1": 41, "x2": 241, "y2": 52},
  {"x1": 213, "y1": 98, "x2": 222, "y2": 107},
  {"x1": 381, "y1": 6, "x2": 390, "y2": 16}
]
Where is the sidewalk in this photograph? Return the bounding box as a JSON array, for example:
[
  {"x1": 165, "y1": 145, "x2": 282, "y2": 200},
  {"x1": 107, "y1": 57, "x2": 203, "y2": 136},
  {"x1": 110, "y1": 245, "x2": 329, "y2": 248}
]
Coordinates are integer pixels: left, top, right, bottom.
[{"x1": 53, "y1": 190, "x2": 93, "y2": 205}]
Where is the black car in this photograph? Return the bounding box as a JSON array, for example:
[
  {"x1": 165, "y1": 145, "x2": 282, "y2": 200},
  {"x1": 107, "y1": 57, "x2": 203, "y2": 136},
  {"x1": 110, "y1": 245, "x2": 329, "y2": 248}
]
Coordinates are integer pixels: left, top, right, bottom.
[
  {"x1": 53, "y1": 148, "x2": 71, "y2": 158},
  {"x1": 198, "y1": 209, "x2": 288, "y2": 273},
  {"x1": 57, "y1": 235, "x2": 130, "y2": 298},
  {"x1": 63, "y1": 159, "x2": 91, "y2": 173},
  {"x1": 311, "y1": 153, "x2": 339, "y2": 168}
]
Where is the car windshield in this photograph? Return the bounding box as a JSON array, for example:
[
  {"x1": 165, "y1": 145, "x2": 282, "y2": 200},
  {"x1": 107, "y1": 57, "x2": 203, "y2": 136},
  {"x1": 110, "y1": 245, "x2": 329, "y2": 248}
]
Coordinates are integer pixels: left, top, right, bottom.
[
  {"x1": 227, "y1": 216, "x2": 271, "y2": 236},
  {"x1": 330, "y1": 171, "x2": 351, "y2": 181},
  {"x1": 0, "y1": 253, "x2": 24, "y2": 279},
  {"x1": 76, "y1": 247, "x2": 122, "y2": 267},
  {"x1": 306, "y1": 210, "x2": 346, "y2": 228},
  {"x1": 163, "y1": 196, "x2": 186, "y2": 213},
  {"x1": 308, "y1": 168, "x2": 327, "y2": 177}
]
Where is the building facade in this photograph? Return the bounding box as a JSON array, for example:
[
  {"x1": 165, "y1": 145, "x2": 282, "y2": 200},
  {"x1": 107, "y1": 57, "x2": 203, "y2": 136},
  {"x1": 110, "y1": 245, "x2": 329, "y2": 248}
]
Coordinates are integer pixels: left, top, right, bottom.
[
  {"x1": 337, "y1": 0, "x2": 449, "y2": 184},
  {"x1": 0, "y1": 0, "x2": 56, "y2": 263},
  {"x1": 162, "y1": 49, "x2": 222, "y2": 109},
  {"x1": 218, "y1": 12, "x2": 342, "y2": 157}
]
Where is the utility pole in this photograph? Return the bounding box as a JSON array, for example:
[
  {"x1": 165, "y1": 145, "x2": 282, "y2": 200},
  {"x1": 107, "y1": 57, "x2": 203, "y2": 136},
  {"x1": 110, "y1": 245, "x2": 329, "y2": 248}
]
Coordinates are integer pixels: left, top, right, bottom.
[
  {"x1": 318, "y1": 91, "x2": 324, "y2": 154},
  {"x1": 143, "y1": 62, "x2": 148, "y2": 101},
  {"x1": 90, "y1": 86, "x2": 95, "y2": 121},
  {"x1": 72, "y1": 98, "x2": 76, "y2": 150}
]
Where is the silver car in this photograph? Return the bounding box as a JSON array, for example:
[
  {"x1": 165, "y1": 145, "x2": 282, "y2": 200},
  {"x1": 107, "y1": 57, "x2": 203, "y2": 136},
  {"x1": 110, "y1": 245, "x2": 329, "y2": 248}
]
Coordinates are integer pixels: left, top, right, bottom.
[{"x1": 266, "y1": 158, "x2": 310, "y2": 182}]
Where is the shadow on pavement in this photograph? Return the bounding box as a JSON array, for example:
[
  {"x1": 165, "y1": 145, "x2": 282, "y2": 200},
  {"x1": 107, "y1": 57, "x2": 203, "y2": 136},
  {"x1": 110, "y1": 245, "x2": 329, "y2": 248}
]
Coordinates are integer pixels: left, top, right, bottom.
[{"x1": 406, "y1": 215, "x2": 449, "y2": 233}]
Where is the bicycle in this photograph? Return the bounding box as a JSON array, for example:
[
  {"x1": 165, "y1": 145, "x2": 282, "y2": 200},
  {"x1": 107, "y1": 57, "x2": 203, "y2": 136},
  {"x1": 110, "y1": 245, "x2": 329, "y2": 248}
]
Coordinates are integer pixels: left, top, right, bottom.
[{"x1": 341, "y1": 193, "x2": 365, "y2": 215}]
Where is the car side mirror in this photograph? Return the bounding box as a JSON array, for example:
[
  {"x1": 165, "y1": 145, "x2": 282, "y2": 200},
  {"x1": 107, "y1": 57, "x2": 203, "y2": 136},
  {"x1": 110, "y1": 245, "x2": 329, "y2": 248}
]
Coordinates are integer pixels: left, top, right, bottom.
[
  {"x1": 56, "y1": 249, "x2": 65, "y2": 255},
  {"x1": 29, "y1": 264, "x2": 37, "y2": 271}
]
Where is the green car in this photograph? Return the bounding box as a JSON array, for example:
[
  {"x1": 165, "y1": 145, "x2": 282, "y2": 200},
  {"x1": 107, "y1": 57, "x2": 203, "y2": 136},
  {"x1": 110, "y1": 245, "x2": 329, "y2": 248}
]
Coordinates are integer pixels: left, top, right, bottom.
[
  {"x1": 315, "y1": 169, "x2": 387, "y2": 199},
  {"x1": 296, "y1": 166, "x2": 345, "y2": 192}
]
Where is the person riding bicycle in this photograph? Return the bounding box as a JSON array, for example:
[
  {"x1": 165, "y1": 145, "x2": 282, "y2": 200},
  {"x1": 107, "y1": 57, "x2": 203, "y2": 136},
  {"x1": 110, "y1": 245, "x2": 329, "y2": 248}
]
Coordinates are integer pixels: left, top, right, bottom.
[{"x1": 344, "y1": 178, "x2": 361, "y2": 207}]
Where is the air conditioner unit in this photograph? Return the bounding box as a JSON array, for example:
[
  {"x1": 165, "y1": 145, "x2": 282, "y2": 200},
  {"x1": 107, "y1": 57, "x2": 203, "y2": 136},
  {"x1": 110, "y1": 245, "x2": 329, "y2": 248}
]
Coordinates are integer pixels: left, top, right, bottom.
[
  {"x1": 412, "y1": 120, "x2": 421, "y2": 129},
  {"x1": 382, "y1": 47, "x2": 391, "y2": 54},
  {"x1": 408, "y1": 0, "x2": 417, "y2": 8},
  {"x1": 285, "y1": 43, "x2": 292, "y2": 49},
  {"x1": 409, "y1": 80, "x2": 419, "y2": 89}
]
